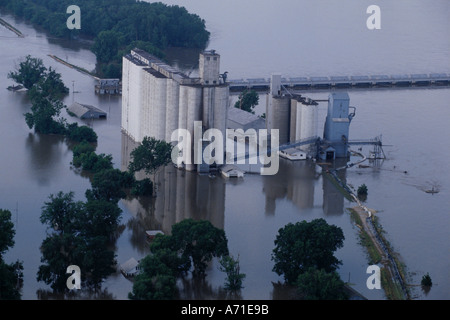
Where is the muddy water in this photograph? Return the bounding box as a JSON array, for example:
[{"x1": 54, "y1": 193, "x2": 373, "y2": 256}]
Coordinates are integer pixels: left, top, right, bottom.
[{"x1": 1, "y1": 0, "x2": 449, "y2": 300}]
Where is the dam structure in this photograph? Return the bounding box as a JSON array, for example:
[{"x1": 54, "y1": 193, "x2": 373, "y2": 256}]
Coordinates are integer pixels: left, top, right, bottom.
[{"x1": 121, "y1": 49, "x2": 229, "y2": 172}]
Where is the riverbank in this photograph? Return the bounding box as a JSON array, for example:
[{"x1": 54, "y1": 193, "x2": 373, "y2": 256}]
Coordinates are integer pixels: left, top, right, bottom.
[
  {"x1": 0, "y1": 17, "x2": 23, "y2": 37},
  {"x1": 348, "y1": 206, "x2": 409, "y2": 300}
]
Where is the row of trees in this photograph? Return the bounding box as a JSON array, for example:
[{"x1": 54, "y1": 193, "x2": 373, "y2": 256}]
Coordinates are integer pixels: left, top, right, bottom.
[
  {"x1": 5, "y1": 55, "x2": 177, "y2": 296},
  {"x1": 0, "y1": 0, "x2": 210, "y2": 78},
  {"x1": 128, "y1": 218, "x2": 348, "y2": 300}
]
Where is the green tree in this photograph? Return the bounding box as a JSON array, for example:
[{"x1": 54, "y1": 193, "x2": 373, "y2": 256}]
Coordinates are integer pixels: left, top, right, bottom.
[
  {"x1": 421, "y1": 273, "x2": 432, "y2": 287},
  {"x1": 8, "y1": 55, "x2": 46, "y2": 89},
  {"x1": 91, "y1": 30, "x2": 122, "y2": 63},
  {"x1": 72, "y1": 152, "x2": 113, "y2": 173},
  {"x1": 37, "y1": 192, "x2": 119, "y2": 292},
  {"x1": 357, "y1": 184, "x2": 368, "y2": 196},
  {"x1": 66, "y1": 123, "x2": 98, "y2": 143},
  {"x1": 169, "y1": 219, "x2": 229, "y2": 277},
  {"x1": 272, "y1": 218, "x2": 345, "y2": 284},
  {"x1": 28, "y1": 67, "x2": 69, "y2": 100},
  {"x1": 86, "y1": 168, "x2": 134, "y2": 203},
  {"x1": 296, "y1": 267, "x2": 349, "y2": 300},
  {"x1": 72, "y1": 140, "x2": 96, "y2": 158},
  {"x1": 128, "y1": 249, "x2": 180, "y2": 300},
  {"x1": 24, "y1": 94, "x2": 66, "y2": 135},
  {"x1": 0, "y1": 260, "x2": 24, "y2": 300},
  {"x1": 234, "y1": 89, "x2": 259, "y2": 114},
  {"x1": 0, "y1": 209, "x2": 24, "y2": 300},
  {"x1": 219, "y1": 255, "x2": 246, "y2": 291},
  {"x1": 128, "y1": 136, "x2": 173, "y2": 181},
  {"x1": 0, "y1": 209, "x2": 15, "y2": 258}
]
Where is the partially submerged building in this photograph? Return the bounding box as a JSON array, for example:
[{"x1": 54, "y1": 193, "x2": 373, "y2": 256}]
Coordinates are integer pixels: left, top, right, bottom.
[
  {"x1": 95, "y1": 79, "x2": 121, "y2": 95},
  {"x1": 68, "y1": 102, "x2": 107, "y2": 119}
]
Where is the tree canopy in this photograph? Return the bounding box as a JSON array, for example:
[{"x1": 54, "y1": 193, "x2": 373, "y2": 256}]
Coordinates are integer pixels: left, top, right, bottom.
[
  {"x1": 37, "y1": 191, "x2": 121, "y2": 291},
  {"x1": 0, "y1": 209, "x2": 24, "y2": 300},
  {"x1": 296, "y1": 267, "x2": 348, "y2": 300},
  {"x1": 272, "y1": 218, "x2": 345, "y2": 284},
  {"x1": 0, "y1": 0, "x2": 210, "y2": 78},
  {"x1": 8, "y1": 55, "x2": 46, "y2": 89},
  {"x1": 128, "y1": 136, "x2": 174, "y2": 177},
  {"x1": 234, "y1": 89, "x2": 259, "y2": 114},
  {"x1": 130, "y1": 219, "x2": 230, "y2": 299}
]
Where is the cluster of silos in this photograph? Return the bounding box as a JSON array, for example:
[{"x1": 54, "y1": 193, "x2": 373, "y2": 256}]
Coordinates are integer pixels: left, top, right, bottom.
[
  {"x1": 121, "y1": 49, "x2": 229, "y2": 172},
  {"x1": 266, "y1": 74, "x2": 318, "y2": 150}
]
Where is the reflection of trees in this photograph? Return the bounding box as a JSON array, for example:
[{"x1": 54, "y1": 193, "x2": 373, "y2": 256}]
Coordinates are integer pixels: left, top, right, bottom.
[
  {"x1": 176, "y1": 276, "x2": 231, "y2": 300},
  {"x1": 36, "y1": 287, "x2": 116, "y2": 300},
  {"x1": 271, "y1": 281, "x2": 302, "y2": 300},
  {"x1": 26, "y1": 133, "x2": 65, "y2": 185},
  {"x1": 126, "y1": 217, "x2": 152, "y2": 255}
]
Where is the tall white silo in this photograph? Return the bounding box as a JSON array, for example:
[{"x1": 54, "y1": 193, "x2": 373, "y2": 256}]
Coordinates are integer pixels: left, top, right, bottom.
[{"x1": 165, "y1": 79, "x2": 180, "y2": 142}]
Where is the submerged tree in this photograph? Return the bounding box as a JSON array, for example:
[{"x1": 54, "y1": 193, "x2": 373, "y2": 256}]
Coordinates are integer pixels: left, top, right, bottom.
[
  {"x1": 24, "y1": 94, "x2": 67, "y2": 135},
  {"x1": 272, "y1": 218, "x2": 345, "y2": 284},
  {"x1": 0, "y1": 209, "x2": 24, "y2": 300},
  {"x1": 421, "y1": 273, "x2": 432, "y2": 287},
  {"x1": 296, "y1": 267, "x2": 348, "y2": 300},
  {"x1": 37, "y1": 191, "x2": 120, "y2": 292},
  {"x1": 128, "y1": 136, "x2": 174, "y2": 177},
  {"x1": 219, "y1": 255, "x2": 246, "y2": 291},
  {"x1": 8, "y1": 55, "x2": 46, "y2": 89}
]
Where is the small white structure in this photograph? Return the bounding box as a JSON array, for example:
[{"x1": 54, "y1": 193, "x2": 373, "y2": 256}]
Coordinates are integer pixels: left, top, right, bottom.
[
  {"x1": 220, "y1": 165, "x2": 245, "y2": 178},
  {"x1": 120, "y1": 258, "x2": 140, "y2": 278},
  {"x1": 68, "y1": 102, "x2": 107, "y2": 119},
  {"x1": 279, "y1": 148, "x2": 307, "y2": 161},
  {"x1": 146, "y1": 230, "x2": 164, "y2": 241}
]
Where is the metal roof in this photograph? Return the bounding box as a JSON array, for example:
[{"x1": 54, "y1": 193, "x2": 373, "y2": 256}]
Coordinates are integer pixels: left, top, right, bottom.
[{"x1": 68, "y1": 102, "x2": 107, "y2": 119}]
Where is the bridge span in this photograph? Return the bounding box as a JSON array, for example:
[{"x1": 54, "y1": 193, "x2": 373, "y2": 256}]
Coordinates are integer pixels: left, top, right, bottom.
[{"x1": 228, "y1": 73, "x2": 450, "y2": 92}]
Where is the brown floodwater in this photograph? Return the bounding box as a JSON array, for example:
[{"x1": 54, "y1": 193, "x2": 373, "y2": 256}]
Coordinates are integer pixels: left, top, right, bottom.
[{"x1": 1, "y1": 0, "x2": 449, "y2": 300}]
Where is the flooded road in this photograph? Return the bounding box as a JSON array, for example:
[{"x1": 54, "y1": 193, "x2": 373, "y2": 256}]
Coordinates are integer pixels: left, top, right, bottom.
[{"x1": 1, "y1": 0, "x2": 449, "y2": 300}]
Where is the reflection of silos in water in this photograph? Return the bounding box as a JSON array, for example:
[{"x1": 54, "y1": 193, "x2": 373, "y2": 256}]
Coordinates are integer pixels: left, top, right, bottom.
[
  {"x1": 323, "y1": 168, "x2": 346, "y2": 216},
  {"x1": 267, "y1": 96, "x2": 290, "y2": 145},
  {"x1": 165, "y1": 79, "x2": 180, "y2": 142},
  {"x1": 186, "y1": 86, "x2": 202, "y2": 171},
  {"x1": 286, "y1": 160, "x2": 315, "y2": 210}
]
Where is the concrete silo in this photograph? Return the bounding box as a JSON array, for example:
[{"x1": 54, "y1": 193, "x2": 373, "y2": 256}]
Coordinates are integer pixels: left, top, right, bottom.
[{"x1": 165, "y1": 79, "x2": 180, "y2": 142}]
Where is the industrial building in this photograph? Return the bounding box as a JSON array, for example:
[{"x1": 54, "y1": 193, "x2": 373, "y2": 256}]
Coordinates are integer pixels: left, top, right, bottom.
[
  {"x1": 121, "y1": 48, "x2": 229, "y2": 171},
  {"x1": 122, "y1": 50, "x2": 382, "y2": 175},
  {"x1": 266, "y1": 73, "x2": 360, "y2": 161}
]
